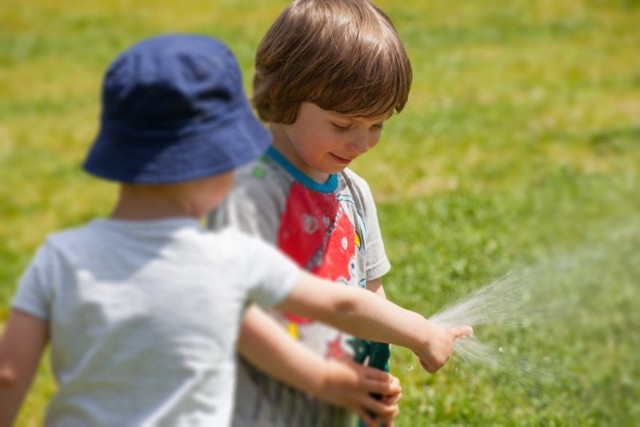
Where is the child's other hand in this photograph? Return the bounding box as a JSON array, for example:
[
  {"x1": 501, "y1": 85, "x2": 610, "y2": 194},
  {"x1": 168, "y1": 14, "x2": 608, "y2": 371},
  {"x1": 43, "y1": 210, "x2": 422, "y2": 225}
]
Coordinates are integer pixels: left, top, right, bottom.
[
  {"x1": 362, "y1": 377, "x2": 403, "y2": 427},
  {"x1": 416, "y1": 325, "x2": 473, "y2": 373},
  {"x1": 317, "y1": 358, "x2": 401, "y2": 423},
  {"x1": 373, "y1": 391, "x2": 403, "y2": 427}
]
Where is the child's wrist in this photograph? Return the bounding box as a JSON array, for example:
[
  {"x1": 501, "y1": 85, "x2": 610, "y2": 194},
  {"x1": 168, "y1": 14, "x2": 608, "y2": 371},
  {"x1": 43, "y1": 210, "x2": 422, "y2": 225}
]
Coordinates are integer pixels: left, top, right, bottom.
[{"x1": 309, "y1": 359, "x2": 333, "y2": 399}]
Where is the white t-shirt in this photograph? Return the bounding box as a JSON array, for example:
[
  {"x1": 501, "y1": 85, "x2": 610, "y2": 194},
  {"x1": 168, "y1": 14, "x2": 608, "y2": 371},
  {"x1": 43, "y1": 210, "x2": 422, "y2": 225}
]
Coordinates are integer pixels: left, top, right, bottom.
[{"x1": 12, "y1": 218, "x2": 300, "y2": 427}]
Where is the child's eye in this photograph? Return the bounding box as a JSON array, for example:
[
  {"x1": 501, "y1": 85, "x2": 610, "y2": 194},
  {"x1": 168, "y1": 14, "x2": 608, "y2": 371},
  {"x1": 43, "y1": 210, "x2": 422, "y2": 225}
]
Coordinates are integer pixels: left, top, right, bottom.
[
  {"x1": 371, "y1": 123, "x2": 384, "y2": 131},
  {"x1": 331, "y1": 123, "x2": 351, "y2": 132}
]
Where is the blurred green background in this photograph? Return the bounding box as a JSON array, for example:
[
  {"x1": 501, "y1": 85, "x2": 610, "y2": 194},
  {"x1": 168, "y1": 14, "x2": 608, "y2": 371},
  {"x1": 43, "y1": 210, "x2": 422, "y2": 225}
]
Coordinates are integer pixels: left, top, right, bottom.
[{"x1": 1, "y1": 0, "x2": 639, "y2": 425}]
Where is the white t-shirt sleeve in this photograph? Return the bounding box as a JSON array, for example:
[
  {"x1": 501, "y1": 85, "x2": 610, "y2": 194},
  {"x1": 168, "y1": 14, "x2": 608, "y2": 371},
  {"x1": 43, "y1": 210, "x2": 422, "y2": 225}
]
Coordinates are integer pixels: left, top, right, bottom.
[
  {"x1": 238, "y1": 233, "x2": 301, "y2": 308},
  {"x1": 11, "y1": 242, "x2": 54, "y2": 320},
  {"x1": 207, "y1": 163, "x2": 283, "y2": 244},
  {"x1": 344, "y1": 170, "x2": 391, "y2": 280}
]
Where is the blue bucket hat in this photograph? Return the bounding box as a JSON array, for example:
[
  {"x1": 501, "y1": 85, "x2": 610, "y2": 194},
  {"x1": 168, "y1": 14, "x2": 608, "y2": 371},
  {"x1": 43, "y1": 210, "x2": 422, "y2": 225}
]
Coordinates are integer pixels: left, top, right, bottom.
[{"x1": 83, "y1": 33, "x2": 271, "y2": 184}]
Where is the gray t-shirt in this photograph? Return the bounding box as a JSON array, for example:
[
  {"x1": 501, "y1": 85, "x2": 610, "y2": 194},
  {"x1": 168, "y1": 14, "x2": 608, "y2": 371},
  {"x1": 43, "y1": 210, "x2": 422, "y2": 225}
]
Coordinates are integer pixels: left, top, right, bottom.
[
  {"x1": 12, "y1": 218, "x2": 300, "y2": 427},
  {"x1": 208, "y1": 148, "x2": 391, "y2": 427}
]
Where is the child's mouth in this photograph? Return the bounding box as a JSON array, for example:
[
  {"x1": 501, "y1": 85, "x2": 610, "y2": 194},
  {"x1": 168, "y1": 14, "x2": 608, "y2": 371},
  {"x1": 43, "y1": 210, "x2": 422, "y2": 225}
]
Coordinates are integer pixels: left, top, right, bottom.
[{"x1": 330, "y1": 153, "x2": 352, "y2": 165}]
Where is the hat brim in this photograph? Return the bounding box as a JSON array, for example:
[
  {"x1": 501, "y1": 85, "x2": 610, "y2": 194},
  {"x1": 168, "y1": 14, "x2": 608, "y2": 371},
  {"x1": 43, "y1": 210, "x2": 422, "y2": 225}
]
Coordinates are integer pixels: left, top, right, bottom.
[{"x1": 83, "y1": 107, "x2": 271, "y2": 184}]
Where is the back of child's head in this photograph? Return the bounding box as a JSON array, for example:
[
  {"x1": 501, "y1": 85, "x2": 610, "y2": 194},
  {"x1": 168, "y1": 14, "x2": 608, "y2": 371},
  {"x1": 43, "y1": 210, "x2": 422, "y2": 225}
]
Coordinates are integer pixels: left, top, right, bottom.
[
  {"x1": 84, "y1": 33, "x2": 271, "y2": 185},
  {"x1": 252, "y1": 0, "x2": 412, "y2": 124}
]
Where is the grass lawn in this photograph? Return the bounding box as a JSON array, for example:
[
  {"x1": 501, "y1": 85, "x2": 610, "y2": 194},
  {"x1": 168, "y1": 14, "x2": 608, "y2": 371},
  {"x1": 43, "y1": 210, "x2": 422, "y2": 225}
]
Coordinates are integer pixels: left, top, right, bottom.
[{"x1": 1, "y1": 0, "x2": 639, "y2": 425}]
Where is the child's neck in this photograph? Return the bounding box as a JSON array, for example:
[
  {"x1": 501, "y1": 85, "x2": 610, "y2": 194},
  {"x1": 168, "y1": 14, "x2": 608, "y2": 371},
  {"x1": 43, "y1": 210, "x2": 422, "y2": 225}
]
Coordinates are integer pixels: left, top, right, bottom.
[{"x1": 110, "y1": 185, "x2": 199, "y2": 221}]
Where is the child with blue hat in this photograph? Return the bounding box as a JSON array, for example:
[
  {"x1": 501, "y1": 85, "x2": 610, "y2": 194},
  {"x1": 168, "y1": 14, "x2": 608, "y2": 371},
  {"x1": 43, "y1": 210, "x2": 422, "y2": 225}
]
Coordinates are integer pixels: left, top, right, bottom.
[{"x1": 0, "y1": 34, "x2": 471, "y2": 427}]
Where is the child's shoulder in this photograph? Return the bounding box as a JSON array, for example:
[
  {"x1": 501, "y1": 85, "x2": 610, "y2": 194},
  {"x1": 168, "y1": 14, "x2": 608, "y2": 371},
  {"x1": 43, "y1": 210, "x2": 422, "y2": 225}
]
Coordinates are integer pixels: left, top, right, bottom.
[
  {"x1": 337, "y1": 168, "x2": 381, "y2": 215},
  {"x1": 341, "y1": 167, "x2": 367, "y2": 184},
  {"x1": 235, "y1": 154, "x2": 281, "y2": 180},
  {"x1": 339, "y1": 167, "x2": 373, "y2": 193},
  {"x1": 24, "y1": 221, "x2": 106, "y2": 268},
  {"x1": 43, "y1": 220, "x2": 101, "y2": 246},
  {"x1": 231, "y1": 154, "x2": 291, "y2": 197}
]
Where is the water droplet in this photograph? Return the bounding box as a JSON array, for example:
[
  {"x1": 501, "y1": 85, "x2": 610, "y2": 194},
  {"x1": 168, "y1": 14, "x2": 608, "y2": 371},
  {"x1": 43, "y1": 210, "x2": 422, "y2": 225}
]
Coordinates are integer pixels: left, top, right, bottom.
[
  {"x1": 407, "y1": 365, "x2": 413, "y2": 371},
  {"x1": 498, "y1": 346, "x2": 504, "y2": 353}
]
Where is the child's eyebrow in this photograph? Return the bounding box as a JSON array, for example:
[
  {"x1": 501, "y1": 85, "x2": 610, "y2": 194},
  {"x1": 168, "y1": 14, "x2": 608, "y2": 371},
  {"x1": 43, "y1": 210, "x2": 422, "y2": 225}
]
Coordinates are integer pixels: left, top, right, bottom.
[
  {"x1": 349, "y1": 116, "x2": 389, "y2": 125},
  {"x1": 331, "y1": 110, "x2": 387, "y2": 120}
]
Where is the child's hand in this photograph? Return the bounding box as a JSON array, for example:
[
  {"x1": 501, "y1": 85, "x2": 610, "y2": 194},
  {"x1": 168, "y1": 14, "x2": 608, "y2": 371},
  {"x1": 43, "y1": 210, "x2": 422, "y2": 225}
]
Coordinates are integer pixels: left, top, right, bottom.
[
  {"x1": 375, "y1": 391, "x2": 403, "y2": 427},
  {"x1": 416, "y1": 325, "x2": 473, "y2": 373},
  {"x1": 315, "y1": 358, "x2": 401, "y2": 423},
  {"x1": 361, "y1": 377, "x2": 403, "y2": 427}
]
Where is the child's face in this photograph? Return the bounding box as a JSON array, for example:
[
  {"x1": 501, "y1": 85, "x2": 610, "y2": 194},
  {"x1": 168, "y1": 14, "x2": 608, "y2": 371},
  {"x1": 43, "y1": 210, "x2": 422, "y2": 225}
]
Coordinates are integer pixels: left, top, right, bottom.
[{"x1": 272, "y1": 102, "x2": 388, "y2": 183}]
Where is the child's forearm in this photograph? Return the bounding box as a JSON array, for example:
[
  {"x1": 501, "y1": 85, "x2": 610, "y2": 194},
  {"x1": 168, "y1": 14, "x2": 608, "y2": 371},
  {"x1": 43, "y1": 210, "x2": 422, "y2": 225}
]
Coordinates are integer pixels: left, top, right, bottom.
[
  {"x1": 237, "y1": 305, "x2": 328, "y2": 395},
  {"x1": 0, "y1": 310, "x2": 48, "y2": 427},
  {"x1": 237, "y1": 305, "x2": 401, "y2": 418},
  {"x1": 280, "y1": 271, "x2": 433, "y2": 347},
  {"x1": 277, "y1": 271, "x2": 472, "y2": 372},
  {"x1": 333, "y1": 289, "x2": 438, "y2": 352}
]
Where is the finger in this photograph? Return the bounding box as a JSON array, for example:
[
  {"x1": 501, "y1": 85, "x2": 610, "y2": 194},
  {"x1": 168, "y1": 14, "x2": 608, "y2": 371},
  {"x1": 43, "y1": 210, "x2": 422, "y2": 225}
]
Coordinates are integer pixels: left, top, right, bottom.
[
  {"x1": 376, "y1": 404, "x2": 400, "y2": 425},
  {"x1": 358, "y1": 394, "x2": 401, "y2": 426},
  {"x1": 381, "y1": 391, "x2": 403, "y2": 405},
  {"x1": 451, "y1": 325, "x2": 474, "y2": 339},
  {"x1": 419, "y1": 358, "x2": 437, "y2": 373},
  {"x1": 358, "y1": 365, "x2": 400, "y2": 386},
  {"x1": 362, "y1": 375, "x2": 401, "y2": 395},
  {"x1": 361, "y1": 364, "x2": 395, "y2": 381},
  {"x1": 361, "y1": 395, "x2": 400, "y2": 418}
]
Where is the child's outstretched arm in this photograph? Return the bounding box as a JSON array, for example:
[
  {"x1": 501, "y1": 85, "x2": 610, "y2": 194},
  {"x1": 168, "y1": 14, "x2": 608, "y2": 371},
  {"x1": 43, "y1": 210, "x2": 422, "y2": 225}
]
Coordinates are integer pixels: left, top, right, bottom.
[
  {"x1": 275, "y1": 271, "x2": 473, "y2": 373},
  {"x1": 238, "y1": 305, "x2": 401, "y2": 424},
  {"x1": 0, "y1": 310, "x2": 48, "y2": 427}
]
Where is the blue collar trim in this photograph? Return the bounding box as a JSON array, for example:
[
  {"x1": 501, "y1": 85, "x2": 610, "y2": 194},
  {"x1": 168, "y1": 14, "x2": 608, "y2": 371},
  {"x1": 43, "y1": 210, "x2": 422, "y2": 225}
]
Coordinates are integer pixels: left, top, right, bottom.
[{"x1": 266, "y1": 146, "x2": 338, "y2": 193}]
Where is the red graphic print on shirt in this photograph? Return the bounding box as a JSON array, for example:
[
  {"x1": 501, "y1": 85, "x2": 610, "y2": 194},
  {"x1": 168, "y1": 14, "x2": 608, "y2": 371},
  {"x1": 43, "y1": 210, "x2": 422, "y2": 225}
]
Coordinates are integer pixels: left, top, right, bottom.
[{"x1": 277, "y1": 182, "x2": 358, "y2": 338}]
